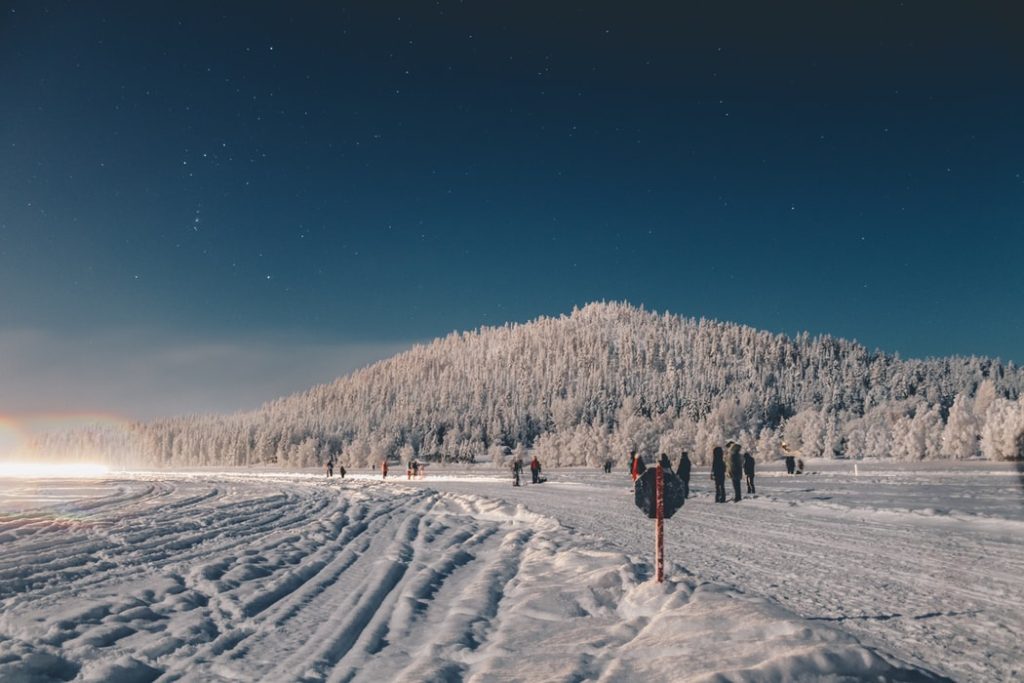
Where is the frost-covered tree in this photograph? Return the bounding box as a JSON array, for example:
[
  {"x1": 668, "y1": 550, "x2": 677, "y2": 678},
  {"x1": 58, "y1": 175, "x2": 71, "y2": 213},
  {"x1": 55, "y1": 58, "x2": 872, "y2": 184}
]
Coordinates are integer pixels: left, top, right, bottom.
[
  {"x1": 941, "y1": 393, "x2": 979, "y2": 459},
  {"x1": 893, "y1": 403, "x2": 943, "y2": 461},
  {"x1": 754, "y1": 426, "x2": 781, "y2": 463},
  {"x1": 979, "y1": 397, "x2": 1024, "y2": 460},
  {"x1": 783, "y1": 409, "x2": 826, "y2": 457},
  {"x1": 293, "y1": 436, "x2": 320, "y2": 468},
  {"x1": 973, "y1": 379, "x2": 999, "y2": 425},
  {"x1": 658, "y1": 419, "x2": 696, "y2": 460}
]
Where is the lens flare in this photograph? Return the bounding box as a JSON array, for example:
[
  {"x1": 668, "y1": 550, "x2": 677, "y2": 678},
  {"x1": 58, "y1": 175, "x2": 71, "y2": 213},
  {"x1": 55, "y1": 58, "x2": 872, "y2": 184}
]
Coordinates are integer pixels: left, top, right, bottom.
[
  {"x1": 0, "y1": 461, "x2": 110, "y2": 478},
  {"x1": 0, "y1": 418, "x2": 27, "y2": 458}
]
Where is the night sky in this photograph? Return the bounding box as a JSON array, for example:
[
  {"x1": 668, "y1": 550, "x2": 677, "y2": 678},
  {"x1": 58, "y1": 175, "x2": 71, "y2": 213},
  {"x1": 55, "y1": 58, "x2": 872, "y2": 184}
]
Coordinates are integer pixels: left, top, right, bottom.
[{"x1": 2, "y1": 2, "x2": 1023, "y2": 419}]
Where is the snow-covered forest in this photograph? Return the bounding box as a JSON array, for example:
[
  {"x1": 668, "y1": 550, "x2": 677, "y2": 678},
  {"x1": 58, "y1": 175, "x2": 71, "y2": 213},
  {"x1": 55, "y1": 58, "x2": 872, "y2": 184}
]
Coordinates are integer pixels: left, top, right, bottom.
[{"x1": 34, "y1": 302, "x2": 1024, "y2": 467}]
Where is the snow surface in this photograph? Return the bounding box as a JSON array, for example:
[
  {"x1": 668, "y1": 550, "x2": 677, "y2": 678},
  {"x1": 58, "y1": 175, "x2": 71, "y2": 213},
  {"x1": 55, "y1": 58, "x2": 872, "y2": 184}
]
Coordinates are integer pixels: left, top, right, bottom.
[{"x1": 0, "y1": 461, "x2": 1019, "y2": 682}]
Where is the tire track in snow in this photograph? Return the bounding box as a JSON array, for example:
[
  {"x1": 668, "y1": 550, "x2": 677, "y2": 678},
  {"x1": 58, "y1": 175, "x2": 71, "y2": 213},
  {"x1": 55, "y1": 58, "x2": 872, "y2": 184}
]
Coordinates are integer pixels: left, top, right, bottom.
[
  {"x1": 410, "y1": 475, "x2": 1022, "y2": 682},
  {"x1": 260, "y1": 493, "x2": 435, "y2": 681}
]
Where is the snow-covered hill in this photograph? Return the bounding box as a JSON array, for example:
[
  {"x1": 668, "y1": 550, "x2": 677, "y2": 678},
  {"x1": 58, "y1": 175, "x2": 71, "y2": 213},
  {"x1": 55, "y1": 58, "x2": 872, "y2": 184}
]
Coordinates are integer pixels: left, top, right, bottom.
[
  {"x1": 2, "y1": 462, "x2": 1020, "y2": 681},
  {"x1": 32, "y1": 302, "x2": 1024, "y2": 468}
]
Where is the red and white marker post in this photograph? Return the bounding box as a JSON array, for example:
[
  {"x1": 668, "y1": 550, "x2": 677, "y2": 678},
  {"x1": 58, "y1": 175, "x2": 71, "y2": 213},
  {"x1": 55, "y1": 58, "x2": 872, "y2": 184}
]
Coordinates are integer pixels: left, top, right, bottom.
[
  {"x1": 634, "y1": 461, "x2": 682, "y2": 583},
  {"x1": 655, "y1": 463, "x2": 664, "y2": 583}
]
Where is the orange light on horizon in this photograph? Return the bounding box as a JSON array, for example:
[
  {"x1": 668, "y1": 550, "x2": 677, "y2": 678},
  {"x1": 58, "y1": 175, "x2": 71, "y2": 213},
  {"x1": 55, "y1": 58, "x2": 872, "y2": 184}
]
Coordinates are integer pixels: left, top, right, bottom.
[
  {"x1": 0, "y1": 461, "x2": 111, "y2": 478},
  {"x1": 0, "y1": 417, "x2": 27, "y2": 458}
]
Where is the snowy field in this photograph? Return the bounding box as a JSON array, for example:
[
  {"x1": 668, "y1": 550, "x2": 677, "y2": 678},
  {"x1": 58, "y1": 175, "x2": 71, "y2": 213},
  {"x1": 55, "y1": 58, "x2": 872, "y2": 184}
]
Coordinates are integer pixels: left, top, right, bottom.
[{"x1": 0, "y1": 461, "x2": 1021, "y2": 682}]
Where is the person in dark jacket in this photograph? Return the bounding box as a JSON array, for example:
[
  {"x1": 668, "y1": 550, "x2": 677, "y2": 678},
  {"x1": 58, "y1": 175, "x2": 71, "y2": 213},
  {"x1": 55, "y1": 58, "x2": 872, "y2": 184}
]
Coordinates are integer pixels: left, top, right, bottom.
[
  {"x1": 512, "y1": 458, "x2": 522, "y2": 487},
  {"x1": 727, "y1": 444, "x2": 743, "y2": 502},
  {"x1": 325, "y1": 458, "x2": 334, "y2": 478},
  {"x1": 338, "y1": 464, "x2": 346, "y2": 479},
  {"x1": 785, "y1": 455, "x2": 796, "y2": 475},
  {"x1": 658, "y1": 453, "x2": 672, "y2": 470},
  {"x1": 796, "y1": 458, "x2": 804, "y2": 475},
  {"x1": 710, "y1": 447, "x2": 726, "y2": 503},
  {"x1": 603, "y1": 459, "x2": 613, "y2": 474},
  {"x1": 676, "y1": 451, "x2": 691, "y2": 498},
  {"x1": 743, "y1": 452, "x2": 756, "y2": 494}
]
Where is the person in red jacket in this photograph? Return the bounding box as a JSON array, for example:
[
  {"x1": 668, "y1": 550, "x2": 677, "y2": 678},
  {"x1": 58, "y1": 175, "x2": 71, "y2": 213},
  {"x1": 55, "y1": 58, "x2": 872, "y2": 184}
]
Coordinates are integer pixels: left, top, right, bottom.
[
  {"x1": 381, "y1": 461, "x2": 389, "y2": 479},
  {"x1": 530, "y1": 455, "x2": 541, "y2": 483},
  {"x1": 630, "y1": 451, "x2": 646, "y2": 481}
]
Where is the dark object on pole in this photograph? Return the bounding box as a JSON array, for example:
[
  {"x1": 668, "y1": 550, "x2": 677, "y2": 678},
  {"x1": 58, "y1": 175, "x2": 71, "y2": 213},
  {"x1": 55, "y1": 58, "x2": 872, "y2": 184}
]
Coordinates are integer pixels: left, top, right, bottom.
[{"x1": 634, "y1": 466, "x2": 685, "y2": 519}]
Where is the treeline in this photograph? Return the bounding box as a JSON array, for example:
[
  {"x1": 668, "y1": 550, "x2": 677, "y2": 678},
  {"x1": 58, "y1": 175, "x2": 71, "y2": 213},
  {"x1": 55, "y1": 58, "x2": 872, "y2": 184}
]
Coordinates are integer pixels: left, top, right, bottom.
[{"x1": 33, "y1": 302, "x2": 1024, "y2": 467}]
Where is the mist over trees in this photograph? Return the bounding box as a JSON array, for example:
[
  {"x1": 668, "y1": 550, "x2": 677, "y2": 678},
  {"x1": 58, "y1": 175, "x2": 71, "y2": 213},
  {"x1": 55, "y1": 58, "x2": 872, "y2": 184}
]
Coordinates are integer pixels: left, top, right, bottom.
[{"x1": 33, "y1": 302, "x2": 1024, "y2": 467}]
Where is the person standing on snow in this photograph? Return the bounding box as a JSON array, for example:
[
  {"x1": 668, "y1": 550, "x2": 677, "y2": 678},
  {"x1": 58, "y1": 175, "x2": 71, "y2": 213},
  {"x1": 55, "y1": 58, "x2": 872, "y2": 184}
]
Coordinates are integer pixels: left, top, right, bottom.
[
  {"x1": 727, "y1": 444, "x2": 744, "y2": 502},
  {"x1": 630, "y1": 451, "x2": 647, "y2": 482},
  {"x1": 796, "y1": 458, "x2": 804, "y2": 475},
  {"x1": 530, "y1": 455, "x2": 542, "y2": 483},
  {"x1": 711, "y1": 447, "x2": 726, "y2": 503},
  {"x1": 676, "y1": 451, "x2": 691, "y2": 499},
  {"x1": 512, "y1": 458, "x2": 523, "y2": 487},
  {"x1": 785, "y1": 455, "x2": 796, "y2": 475},
  {"x1": 326, "y1": 458, "x2": 334, "y2": 478},
  {"x1": 381, "y1": 461, "x2": 389, "y2": 479},
  {"x1": 743, "y1": 451, "x2": 756, "y2": 494}
]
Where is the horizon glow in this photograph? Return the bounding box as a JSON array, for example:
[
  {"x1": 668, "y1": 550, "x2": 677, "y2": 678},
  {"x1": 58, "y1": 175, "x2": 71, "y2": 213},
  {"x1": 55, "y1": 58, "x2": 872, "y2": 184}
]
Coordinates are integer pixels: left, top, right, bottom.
[{"x1": 0, "y1": 461, "x2": 111, "y2": 478}]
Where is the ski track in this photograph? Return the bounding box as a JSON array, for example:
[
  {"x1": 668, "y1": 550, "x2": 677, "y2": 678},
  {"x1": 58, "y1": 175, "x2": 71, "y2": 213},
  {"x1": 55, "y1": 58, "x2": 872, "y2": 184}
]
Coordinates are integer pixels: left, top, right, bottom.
[
  {"x1": 0, "y1": 476, "x2": 555, "y2": 683},
  {"x1": 411, "y1": 468, "x2": 1024, "y2": 683},
  {"x1": 0, "y1": 468, "x2": 1007, "y2": 682}
]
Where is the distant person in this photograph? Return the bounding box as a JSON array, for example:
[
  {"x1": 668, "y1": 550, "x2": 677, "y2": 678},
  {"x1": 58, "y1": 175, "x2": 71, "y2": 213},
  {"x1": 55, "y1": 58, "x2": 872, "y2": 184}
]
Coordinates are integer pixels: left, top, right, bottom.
[
  {"x1": 512, "y1": 458, "x2": 523, "y2": 487},
  {"x1": 676, "y1": 451, "x2": 691, "y2": 499},
  {"x1": 785, "y1": 455, "x2": 796, "y2": 475},
  {"x1": 325, "y1": 458, "x2": 334, "y2": 478},
  {"x1": 658, "y1": 453, "x2": 672, "y2": 470},
  {"x1": 796, "y1": 458, "x2": 804, "y2": 475},
  {"x1": 727, "y1": 444, "x2": 743, "y2": 502},
  {"x1": 338, "y1": 464, "x2": 346, "y2": 479},
  {"x1": 381, "y1": 461, "x2": 389, "y2": 479},
  {"x1": 743, "y1": 452, "x2": 756, "y2": 494},
  {"x1": 603, "y1": 459, "x2": 613, "y2": 474},
  {"x1": 412, "y1": 461, "x2": 420, "y2": 478},
  {"x1": 711, "y1": 447, "x2": 726, "y2": 503},
  {"x1": 406, "y1": 460, "x2": 413, "y2": 480},
  {"x1": 530, "y1": 455, "x2": 542, "y2": 483},
  {"x1": 631, "y1": 451, "x2": 647, "y2": 482}
]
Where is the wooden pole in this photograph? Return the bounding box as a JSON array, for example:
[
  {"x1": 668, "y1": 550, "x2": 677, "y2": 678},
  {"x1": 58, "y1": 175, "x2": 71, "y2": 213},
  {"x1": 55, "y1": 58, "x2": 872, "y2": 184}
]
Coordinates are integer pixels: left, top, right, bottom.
[{"x1": 655, "y1": 463, "x2": 664, "y2": 583}]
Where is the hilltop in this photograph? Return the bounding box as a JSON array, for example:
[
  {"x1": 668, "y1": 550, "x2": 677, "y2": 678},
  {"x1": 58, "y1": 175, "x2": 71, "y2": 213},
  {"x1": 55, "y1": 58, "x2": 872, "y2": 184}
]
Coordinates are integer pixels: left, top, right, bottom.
[{"x1": 36, "y1": 302, "x2": 1024, "y2": 466}]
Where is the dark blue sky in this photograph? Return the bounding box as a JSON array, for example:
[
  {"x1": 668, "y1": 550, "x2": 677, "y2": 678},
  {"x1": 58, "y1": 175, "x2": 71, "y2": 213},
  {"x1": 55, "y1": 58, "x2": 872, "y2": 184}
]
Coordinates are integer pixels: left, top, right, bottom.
[{"x1": 2, "y1": 2, "x2": 1022, "y2": 417}]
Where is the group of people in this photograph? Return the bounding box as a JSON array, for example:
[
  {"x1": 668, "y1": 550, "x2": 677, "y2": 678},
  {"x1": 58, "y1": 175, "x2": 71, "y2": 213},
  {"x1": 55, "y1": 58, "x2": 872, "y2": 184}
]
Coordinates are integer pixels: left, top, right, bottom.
[
  {"x1": 324, "y1": 459, "x2": 347, "y2": 478},
  {"x1": 511, "y1": 455, "x2": 544, "y2": 486},
  {"x1": 710, "y1": 442, "x2": 756, "y2": 502},
  {"x1": 628, "y1": 442, "x2": 757, "y2": 503},
  {"x1": 325, "y1": 458, "x2": 427, "y2": 480},
  {"x1": 327, "y1": 444, "x2": 796, "y2": 491}
]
